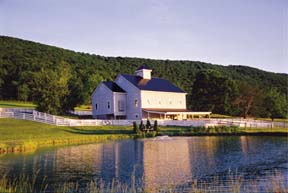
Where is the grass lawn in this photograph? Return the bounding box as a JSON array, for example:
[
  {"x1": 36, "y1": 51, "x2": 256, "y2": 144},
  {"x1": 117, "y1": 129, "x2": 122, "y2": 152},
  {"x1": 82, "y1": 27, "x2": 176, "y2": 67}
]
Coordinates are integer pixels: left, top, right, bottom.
[
  {"x1": 159, "y1": 126, "x2": 288, "y2": 136},
  {"x1": 0, "y1": 118, "x2": 133, "y2": 154},
  {"x1": 0, "y1": 101, "x2": 36, "y2": 109},
  {"x1": 0, "y1": 100, "x2": 92, "y2": 112},
  {"x1": 0, "y1": 118, "x2": 287, "y2": 154},
  {"x1": 74, "y1": 105, "x2": 92, "y2": 111}
]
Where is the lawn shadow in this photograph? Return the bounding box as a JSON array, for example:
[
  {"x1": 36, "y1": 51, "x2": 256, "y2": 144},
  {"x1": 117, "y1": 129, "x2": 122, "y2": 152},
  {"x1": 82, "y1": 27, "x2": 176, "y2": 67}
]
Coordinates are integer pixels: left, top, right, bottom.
[{"x1": 62, "y1": 127, "x2": 134, "y2": 135}]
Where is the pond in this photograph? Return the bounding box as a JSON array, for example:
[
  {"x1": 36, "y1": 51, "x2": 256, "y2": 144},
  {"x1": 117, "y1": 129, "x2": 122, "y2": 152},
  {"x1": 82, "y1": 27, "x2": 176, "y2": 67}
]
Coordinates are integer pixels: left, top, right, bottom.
[{"x1": 0, "y1": 136, "x2": 287, "y2": 192}]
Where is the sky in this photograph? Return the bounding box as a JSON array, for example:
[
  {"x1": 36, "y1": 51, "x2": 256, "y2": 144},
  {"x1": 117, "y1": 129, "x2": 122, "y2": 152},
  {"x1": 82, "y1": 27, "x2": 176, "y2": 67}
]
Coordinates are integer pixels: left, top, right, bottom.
[{"x1": 0, "y1": 0, "x2": 287, "y2": 73}]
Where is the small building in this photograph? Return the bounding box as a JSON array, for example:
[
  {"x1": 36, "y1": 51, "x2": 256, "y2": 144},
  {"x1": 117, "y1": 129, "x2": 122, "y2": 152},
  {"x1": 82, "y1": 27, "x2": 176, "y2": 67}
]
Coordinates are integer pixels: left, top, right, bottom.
[{"x1": 92, "y1": 65, "x2": 211, "y2": 120}]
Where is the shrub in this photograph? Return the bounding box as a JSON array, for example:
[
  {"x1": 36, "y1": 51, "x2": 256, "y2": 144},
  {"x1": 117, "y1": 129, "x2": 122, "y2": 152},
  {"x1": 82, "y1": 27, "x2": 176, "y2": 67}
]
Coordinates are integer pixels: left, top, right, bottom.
[
  {"x1": 139, "y1": 120, "x2": 145, "y2": 132},
  {"x1": 146, "y1": 120, "x2": 152, "y2": 130},
  {"x1": 145, "y1": 132, "x2": 157, "y2": 138},
  {"x1": 133, "y1": 121, "x2": 138, "y2": 133},
  {"x1": 154, "y1": 120, "x2": 159, "y2": 134}
]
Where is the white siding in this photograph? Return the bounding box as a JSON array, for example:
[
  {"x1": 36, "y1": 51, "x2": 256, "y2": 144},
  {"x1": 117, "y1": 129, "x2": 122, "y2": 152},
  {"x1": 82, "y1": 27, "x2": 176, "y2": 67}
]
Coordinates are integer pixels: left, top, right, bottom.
[
  {"x1": 91, "y1": 83, "x2": 114, "y2": 118},
  {"x1": 115, "y1": 75, "x2": 142, "y2": 119},
  {"x1": 141, "y1": 91, "x2": 186, "y2": 109},
  {"x1": 136, "y1": 69, "x2": 152, "y2": 79}
]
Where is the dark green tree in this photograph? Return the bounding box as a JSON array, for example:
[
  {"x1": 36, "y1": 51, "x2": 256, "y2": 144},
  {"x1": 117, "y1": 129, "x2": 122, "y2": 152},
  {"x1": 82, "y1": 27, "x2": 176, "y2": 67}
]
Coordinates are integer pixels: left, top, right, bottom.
[
  {"x1": 146, "y1": 119, "x2": 152, "y2": 130},
  {"x1": 259, "y1": 88, "x2": 287, "y2": 120},
  {"x1": 139, "y1": 120, "x2": 145, "y2": 132},
  {"x1": 154, "y1": 120, "x2": 159, "y2": 134},
  {"x1": 30, "y1": 67, "x2": 69, "y2": 115},
  {"x1": 190, "y1": 70, "x2": 239, "y2": 115},
  {"x1": 133, "y1": 121, "x2": 138, "y2": 133},
  {"x1": 233, "y1": 82, "x2": 262, "y2": 118}
]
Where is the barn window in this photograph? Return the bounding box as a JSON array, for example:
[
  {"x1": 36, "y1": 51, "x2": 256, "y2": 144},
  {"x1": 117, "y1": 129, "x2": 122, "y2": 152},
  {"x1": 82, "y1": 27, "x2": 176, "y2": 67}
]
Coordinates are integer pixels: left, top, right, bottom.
[
  {"x1": 118, "y1": 100, "x2": 124, "y2": 112},
  {"x1": 95, "y1": 103, "x2": 98, "y2": 110},
  {"x1": 134, "y1": 99, "x2": 138, "y2": 107},
  {"x1": 107, "y1": 101, "x2": 110, "y2": 109}
]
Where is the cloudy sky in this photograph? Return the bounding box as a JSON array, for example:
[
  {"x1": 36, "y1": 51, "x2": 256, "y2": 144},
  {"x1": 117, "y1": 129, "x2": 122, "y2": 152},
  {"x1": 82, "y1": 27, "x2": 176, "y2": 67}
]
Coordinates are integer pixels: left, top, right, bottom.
[{"x1": 0, "y1": 0, "x2": 287, "y2": 73}]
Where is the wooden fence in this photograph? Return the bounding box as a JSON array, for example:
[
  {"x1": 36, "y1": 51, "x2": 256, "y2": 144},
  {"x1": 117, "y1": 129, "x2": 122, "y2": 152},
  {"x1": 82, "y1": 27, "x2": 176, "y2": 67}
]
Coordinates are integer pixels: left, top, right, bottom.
[{"x1": 0, "y1": 108, "x2": 287, "y2": 128}]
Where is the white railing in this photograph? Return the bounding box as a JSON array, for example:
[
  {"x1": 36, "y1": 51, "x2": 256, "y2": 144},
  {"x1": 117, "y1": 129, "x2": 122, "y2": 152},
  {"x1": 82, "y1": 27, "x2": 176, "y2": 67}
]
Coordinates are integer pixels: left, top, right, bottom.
[{"x1": 0, "y1": 108, "x2": 287, "y2": 128}]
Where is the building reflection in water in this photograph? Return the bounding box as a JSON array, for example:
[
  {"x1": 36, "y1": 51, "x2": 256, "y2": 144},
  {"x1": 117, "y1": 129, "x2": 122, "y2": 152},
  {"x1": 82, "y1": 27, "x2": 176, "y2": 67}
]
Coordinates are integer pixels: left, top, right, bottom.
[
  {"x1": 142, "y1": 138, "x2": 192, "y2": 190},
  {"x1": 0, "y1": 136, "x2": 287, "y2": 191}
]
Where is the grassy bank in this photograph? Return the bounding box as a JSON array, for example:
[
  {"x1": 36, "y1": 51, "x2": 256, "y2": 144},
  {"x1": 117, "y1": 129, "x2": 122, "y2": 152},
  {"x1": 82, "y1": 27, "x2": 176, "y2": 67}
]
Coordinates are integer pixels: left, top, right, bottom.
[
  {"x1": 0, "y1": 118, "x2": 133, "y2": 154},
  {"x1": 0, "y1": 118, "x2": 287, "y2": 154},
  {"x1": 159, "y1": 126, "x2": 288, "y2": 136},
  {"x1": 0, "y1": 171, "x2": 286, "y2": 193}
]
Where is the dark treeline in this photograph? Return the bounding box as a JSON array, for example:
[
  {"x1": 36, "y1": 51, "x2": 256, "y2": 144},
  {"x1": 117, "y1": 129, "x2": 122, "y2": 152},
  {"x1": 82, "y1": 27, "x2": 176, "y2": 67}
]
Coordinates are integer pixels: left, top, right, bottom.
[{"x1": 0, "y1": 36, "x2": 287, "y2": 118}]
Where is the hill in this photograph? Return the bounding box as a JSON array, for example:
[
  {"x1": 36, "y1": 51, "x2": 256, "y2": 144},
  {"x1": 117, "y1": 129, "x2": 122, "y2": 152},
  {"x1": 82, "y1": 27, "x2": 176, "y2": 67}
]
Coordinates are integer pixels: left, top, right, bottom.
[{"x1": 0, "y1": 36, "x2": 287, "y2": 117}]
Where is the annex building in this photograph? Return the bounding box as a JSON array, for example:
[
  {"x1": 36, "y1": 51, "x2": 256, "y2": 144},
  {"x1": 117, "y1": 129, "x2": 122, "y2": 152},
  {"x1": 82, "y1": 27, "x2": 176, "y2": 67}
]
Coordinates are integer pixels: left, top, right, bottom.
[{"x1": 92, "y1": 65, "x2": 211, "y2": 120}]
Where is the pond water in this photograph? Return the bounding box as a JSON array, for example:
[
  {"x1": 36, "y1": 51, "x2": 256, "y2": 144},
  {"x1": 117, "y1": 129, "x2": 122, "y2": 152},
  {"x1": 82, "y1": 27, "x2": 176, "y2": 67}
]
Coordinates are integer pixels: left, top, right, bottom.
[{"x1": 0, "y1": 136, "x2": 287, "y2": 192}]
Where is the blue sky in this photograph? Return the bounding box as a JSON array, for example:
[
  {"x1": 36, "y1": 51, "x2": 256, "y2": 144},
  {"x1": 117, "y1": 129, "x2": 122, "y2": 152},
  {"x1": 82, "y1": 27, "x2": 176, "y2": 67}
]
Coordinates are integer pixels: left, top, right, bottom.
[{"x1": 0, "y1": 0, "x2": 287, "y2": 73}]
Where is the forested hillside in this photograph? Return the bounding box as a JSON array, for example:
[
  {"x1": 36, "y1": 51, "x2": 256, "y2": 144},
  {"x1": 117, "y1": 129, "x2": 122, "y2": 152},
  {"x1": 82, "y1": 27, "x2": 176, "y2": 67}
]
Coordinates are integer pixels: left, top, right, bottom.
[{"x1": 0, "y1": 36, "x2": 287, "y2": 118}]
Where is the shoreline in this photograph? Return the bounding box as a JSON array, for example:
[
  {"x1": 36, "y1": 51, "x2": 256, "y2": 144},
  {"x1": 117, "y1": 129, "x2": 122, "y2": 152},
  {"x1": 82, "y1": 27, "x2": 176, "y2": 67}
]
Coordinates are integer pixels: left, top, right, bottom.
[{"x1": 0, "y1": 118, "x2": 287, "y2": 155}]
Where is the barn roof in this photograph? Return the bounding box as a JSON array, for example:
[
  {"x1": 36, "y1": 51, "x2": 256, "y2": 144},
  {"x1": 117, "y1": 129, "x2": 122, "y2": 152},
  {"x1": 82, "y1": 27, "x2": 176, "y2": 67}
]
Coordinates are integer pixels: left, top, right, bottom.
[
  {"x1": 103, "y1": 81, "x2": 126, "y2": 93},
  {"x1": 121, "y1": 74, "x2": 185, "y2": 93},
  {"x1": 136, "y1": 65, "x2": 152, "y2": 71}
]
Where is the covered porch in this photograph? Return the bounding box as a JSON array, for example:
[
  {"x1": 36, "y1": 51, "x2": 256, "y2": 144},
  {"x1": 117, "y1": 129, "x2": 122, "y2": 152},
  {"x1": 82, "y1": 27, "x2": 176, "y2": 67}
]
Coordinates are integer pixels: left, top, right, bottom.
[{"x1": 142, "y1": 109, "x2": 211, "y2": 120}]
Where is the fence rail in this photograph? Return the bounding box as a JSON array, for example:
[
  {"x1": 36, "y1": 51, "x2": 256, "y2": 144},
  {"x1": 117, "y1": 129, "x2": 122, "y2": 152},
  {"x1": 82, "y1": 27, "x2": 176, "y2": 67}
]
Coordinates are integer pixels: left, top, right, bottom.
[{"x1": 0, "y1": 108, "x2": 287, "y2": 128}]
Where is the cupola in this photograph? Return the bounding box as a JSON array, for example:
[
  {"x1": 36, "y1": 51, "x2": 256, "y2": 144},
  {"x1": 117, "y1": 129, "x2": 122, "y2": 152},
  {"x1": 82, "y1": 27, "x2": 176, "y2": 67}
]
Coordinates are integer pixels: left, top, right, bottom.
[{"x1": 135, "y1": 65, "x2": 152, "y2": 79}]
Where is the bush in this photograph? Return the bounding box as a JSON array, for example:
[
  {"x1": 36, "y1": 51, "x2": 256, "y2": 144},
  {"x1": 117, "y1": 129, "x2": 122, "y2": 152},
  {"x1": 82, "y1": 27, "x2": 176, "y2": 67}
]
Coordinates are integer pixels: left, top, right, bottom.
[
  {"x1": 133, "y1": 121, "x2": 138, "y2": 133},
  {"x1": 154, "y1": 120, "x2": 159, "y2": 133},
  {"x1": 145, "y1": 132, "x2": 157, "y2": 138},
  {"x1": 139, "y1": 120, "x2": 145, "y2": 132},
  {"x1": 146, "y1": 120, "x2": 152, "y2": 130}
]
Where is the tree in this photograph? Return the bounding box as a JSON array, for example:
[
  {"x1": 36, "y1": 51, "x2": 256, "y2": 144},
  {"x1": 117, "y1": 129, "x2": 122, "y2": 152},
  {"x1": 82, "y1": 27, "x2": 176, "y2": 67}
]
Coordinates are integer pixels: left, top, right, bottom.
[
  {"x1": 146, "y1": 119, "x2": 152, "y2": 130},
  {"x1": 259, "y1": 88, "x2": 287, "y2": 120},
  {"x1": 154, "y1": 120, "x2": 159, "y2": 134},
  {"x1": 139, "y1": 121, "x2": 145, "y2": 132},
  {"x1": 233, "y1": 82, "x2": 261, "y2": 118},
  {"x1": 30, "y1": 67, "x2": 69, "y2": 115},
  {"x1": 133, "y1": 121, "x2": 138, "y2": 133},
  {"x1": 190, "y1": 70, "x2": 239, "y2": 115}
]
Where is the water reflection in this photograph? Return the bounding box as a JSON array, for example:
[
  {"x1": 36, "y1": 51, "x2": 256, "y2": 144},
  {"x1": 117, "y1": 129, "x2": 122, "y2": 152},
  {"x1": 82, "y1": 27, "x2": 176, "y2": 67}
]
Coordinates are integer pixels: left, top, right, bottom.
[{"x1": 0, "y1": 136, "x2": 287, "y2": 190}]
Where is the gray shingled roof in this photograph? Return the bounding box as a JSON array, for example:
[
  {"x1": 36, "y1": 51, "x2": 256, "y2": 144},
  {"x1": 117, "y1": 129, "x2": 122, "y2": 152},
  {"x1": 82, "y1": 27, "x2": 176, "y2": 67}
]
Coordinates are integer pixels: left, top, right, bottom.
[
  {"x1": 121, "y1": 74, "x2": 185, "y2": 93},
  {"x1": 103, "y1": 81, "x2": 126, "y2": 93}
]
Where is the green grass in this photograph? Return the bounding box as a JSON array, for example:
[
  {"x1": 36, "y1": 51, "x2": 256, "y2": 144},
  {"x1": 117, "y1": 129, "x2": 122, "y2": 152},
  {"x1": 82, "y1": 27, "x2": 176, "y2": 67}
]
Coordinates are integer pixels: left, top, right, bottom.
[
  {"x1": 0, "y1": 118, "x2": 287, "y2": 154},
  {"x1": 158, "y1": 126, "x2": 288, "y2": 136},
  {"x1": 0, "y1": 100, "x2": 92, "y2": 112},
  {"x1": 74, "y1": 105, "x2": 92, "y2": 111},
  {"x1": 0, "y1": 101, "x2": 36, "y2": 109},
  {"x1": 0, "y1": 118, "x2": 134, "y2": 154}
]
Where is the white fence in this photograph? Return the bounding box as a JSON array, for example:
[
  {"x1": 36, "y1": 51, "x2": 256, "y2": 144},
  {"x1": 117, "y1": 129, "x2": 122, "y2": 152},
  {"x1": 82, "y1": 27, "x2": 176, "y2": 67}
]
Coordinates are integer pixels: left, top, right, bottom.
[{"x1": 0, "y1": 108, "x2": 287, "y2": 128}]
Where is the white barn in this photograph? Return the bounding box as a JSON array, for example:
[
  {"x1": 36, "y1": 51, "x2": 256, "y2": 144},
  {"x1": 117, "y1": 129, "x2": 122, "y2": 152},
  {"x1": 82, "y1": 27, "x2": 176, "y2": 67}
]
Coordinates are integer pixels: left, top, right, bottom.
[{"x1": 92, "y1": 66, "x2": 211, "y2": 120}]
